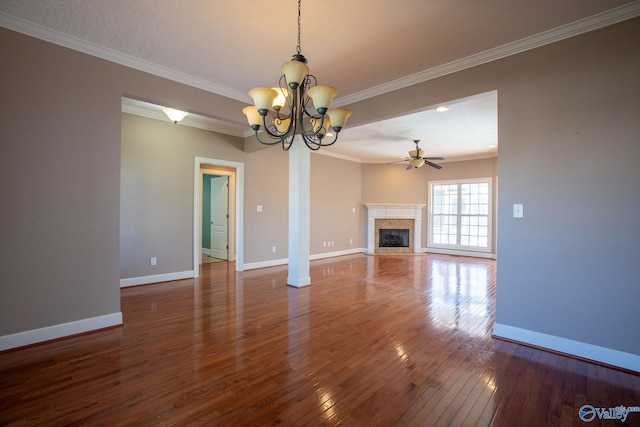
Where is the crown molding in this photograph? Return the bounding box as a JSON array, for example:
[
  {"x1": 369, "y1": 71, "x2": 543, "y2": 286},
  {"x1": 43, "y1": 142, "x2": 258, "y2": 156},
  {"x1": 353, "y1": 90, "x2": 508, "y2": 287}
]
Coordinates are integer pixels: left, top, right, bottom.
[
  {"x1": 121, "y1": 103, "x2": 246, "y2": 137},
  {"x1": 2, "y1": 1, "x2": 639, "y2": 107},
  {"x1": 313, "y1": 149, "x2": 363, "y2": 163},
  {"x1": 0, "y1": 12, "x2": 249, "y2": 103},
  {"x1": 334, "y1": 1, "x2": 640, "y2": 106}
]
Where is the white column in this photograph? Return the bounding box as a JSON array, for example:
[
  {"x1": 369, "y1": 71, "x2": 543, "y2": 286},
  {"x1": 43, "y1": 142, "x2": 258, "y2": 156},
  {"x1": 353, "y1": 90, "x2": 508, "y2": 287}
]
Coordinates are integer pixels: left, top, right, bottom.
[{"x1": 287, "y1": 136, "x2": 311, "y2": 287}]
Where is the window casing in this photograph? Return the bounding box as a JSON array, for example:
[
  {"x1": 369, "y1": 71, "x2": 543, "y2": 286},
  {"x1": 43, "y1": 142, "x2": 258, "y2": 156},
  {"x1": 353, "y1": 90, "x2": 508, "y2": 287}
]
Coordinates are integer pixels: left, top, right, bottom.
[{"x1": 428, "y1": 178, "x2": 492, "y2": 253}]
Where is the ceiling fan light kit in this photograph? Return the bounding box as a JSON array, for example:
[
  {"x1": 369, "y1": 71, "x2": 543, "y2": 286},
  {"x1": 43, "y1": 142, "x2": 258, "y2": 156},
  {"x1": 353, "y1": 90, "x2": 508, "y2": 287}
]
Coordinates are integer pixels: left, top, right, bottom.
[
  {"x1": 243, "y1": 0, "x2": 352, "y2": 151},
  {"x1": 409, "y1": 158, "x2": 425, "y2": 168},
  {"x1": 394, "y1": 139, "x2": 444, "y2": 170}
]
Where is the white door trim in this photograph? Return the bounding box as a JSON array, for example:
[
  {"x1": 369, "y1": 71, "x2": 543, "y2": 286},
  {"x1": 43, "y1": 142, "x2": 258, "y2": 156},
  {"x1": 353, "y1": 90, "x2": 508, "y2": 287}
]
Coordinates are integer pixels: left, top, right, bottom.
[{"x1": 194, "y1": 157, "x2": 244, "y2": 274}]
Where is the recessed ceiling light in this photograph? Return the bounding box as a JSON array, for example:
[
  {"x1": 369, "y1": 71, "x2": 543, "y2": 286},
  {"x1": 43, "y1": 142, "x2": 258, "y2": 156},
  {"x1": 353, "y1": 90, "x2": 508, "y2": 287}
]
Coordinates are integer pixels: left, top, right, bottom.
[{"x1": 435, "y1": 106, "x2": 449, "y2": 113}]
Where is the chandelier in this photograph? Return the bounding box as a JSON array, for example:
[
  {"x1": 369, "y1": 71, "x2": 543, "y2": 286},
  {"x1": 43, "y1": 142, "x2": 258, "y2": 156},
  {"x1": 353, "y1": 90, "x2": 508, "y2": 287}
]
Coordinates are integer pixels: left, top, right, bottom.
[{"x1": 242, "y1": 0, "x2": 352, "y2": 151}]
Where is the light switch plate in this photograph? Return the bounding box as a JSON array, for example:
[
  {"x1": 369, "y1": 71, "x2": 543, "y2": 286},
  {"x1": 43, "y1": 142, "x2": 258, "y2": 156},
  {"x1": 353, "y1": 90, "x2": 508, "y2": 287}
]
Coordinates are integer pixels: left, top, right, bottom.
[{"x1": 513, "y1": 203, "x2": 524, "y2": 218}]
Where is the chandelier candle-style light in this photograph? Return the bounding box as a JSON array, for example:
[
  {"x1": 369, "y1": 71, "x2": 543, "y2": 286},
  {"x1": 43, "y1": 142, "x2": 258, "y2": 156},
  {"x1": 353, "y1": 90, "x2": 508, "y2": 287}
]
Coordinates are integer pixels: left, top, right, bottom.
[{"x1": 243, "y1": 0, "x2": 351, "y2": 151}]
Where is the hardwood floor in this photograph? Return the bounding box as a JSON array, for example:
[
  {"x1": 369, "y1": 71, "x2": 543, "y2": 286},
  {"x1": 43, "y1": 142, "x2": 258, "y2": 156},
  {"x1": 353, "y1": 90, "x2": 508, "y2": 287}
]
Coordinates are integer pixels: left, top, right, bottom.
[{"x1": 1, "y1": 254, "x2": 638, "y2": 426}]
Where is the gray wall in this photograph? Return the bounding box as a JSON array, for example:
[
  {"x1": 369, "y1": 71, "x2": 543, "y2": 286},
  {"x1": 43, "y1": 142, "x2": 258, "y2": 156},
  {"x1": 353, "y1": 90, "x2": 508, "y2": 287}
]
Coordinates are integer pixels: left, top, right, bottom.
[
  {"x1": 495, "y1": 20, "x2": 640, "y2": 355},
  {"x1": 310, "y1": 154, "x2": 363, "y2": 254},
  {"x1": 0, "y1": 26, "x2": 247, "y2": 337},
  {"x1": 1, "y1": 29, "x2": 122, "y2": 334},
  {"x1": 350, "y1": 19, "x2": 640, "y2": 357},
  {"x1": 122, "y1": 114, "x2": 364, "y2": 271},
  {"x1": 243, "y1": 146, "x2": 290, "y2": 263},
  {"x1": 120, "y1": 113, "x2": 246, "y2": 279},
  {"x1": 1, "y1": 17, "x2": 639, "y2": 365}
]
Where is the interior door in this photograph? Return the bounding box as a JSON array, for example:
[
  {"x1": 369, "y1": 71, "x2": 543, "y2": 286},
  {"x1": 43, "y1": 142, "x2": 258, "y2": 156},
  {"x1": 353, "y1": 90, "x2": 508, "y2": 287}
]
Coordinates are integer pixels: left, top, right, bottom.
[{"x1": 210, "y1": 176, "x2": 229, "y2": 260}]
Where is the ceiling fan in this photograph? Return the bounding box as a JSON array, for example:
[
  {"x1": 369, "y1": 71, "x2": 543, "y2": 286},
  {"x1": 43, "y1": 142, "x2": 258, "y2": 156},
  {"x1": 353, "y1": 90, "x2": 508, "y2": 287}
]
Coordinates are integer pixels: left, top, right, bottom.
[{"x1": 392, "y1": 140, "x2": 444, "y2": 170}]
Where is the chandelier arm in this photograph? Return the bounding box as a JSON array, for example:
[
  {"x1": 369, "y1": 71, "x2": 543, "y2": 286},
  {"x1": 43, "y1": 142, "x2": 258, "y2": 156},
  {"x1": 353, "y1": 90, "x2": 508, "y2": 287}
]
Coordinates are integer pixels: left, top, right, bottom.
[
  {"x1": 262, "y1": 120, "x2": 294, "y2": 140},
  {"x1": 274, "y1": 83, "x2": 301, "y2": 138},
  {"x1": 305, "y1": 74, "x2": 318, "y2": 86},
  {"x1": 259, "y1": 118, "x2": 287, "y2": 140},
  {"x1": 253, "y1": 86, "x2": 302, "y2": 145},
  {"x1": 297, "y1": 86, "x2": 330, "y2": 141},
  {"x1": 318, "y1": 133, "x2": 340, "y2": 147},
  {"x1": 281, "y1": 135, "x2": 295, "y2": 151},
  {"x1": 300, "y1": 133, "x2": 323, "y2": 150},
  {"x1": 259, "y1": 108, "x2": 296, "y2": 140},
  {"x1": 294, "y1": 87, "x2": 317, "y2": 140},
  {"x1": 252, "y1": 128, "x2": 287, "y2": 146},
  {"x1": 266, "y1": 124, "x2": 291, "y2": 139},
  {"x1": 299, "y1": 124, "x2": 323, "y2": 141},
  {"x1": 302, "y1": 131, "x2": 340, "y2": 148},
  {"x1": 279, "y1": 75, "x2": 294, "y2": 117},
  {"x1": 298, "y1": 111, "x2": 331, "y2": 142},
  {"x1": 299, "y1": 75, "x2": 319, "y2": 118},
  {"x1": 293, "y1": 82, "x2": 304, "y2": 114}
]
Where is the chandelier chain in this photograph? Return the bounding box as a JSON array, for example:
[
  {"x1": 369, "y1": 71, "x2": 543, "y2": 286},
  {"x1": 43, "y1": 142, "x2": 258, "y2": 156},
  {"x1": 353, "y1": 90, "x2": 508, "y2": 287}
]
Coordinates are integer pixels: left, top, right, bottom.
[{"x1": 297, "y1": 0, "x2": 302, "y2": 55}]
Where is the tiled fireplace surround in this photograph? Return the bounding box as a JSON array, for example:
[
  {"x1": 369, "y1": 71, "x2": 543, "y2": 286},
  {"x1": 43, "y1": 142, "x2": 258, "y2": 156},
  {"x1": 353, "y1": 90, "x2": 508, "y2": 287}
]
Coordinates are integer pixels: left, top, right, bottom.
[{"x1": 366, "y1": 204, "x2": 426, "y2": 254}]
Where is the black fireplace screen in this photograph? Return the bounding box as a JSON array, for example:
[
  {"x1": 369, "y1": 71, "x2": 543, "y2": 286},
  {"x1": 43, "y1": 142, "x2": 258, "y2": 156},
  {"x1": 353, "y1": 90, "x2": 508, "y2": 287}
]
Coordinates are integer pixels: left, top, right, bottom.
[{"x1": 379, "y1": 229, "x2": 409, "y2": 247}]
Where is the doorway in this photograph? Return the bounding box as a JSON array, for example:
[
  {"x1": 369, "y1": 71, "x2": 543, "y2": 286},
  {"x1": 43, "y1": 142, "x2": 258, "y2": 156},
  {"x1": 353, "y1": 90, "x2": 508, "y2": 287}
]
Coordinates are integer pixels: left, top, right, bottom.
[{"x1": 194, "y1": 157, "x2": 244, "y2": 275}]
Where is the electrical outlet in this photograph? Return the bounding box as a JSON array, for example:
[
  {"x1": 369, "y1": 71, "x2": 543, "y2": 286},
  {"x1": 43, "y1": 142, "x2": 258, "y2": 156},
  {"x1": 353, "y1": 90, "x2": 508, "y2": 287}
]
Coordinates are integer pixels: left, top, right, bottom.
[
  {"x1": 350, "y1": 238, "x2": 353, "y2": 244},
  {"x1": 150, "y1": 257, "x2": 157, "y2": 266},
  {"x1": 272, "y1": 246, "x2": 276, "y2": 253},
  {"x1": 323, "y1": 241, "x2": 327, "y2": 247}
]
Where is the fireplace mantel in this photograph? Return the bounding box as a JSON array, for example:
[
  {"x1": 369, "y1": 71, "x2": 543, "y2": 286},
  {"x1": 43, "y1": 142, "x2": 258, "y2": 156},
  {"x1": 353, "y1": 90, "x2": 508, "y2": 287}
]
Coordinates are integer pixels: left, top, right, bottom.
[{"x1": 365, "y1": 204, "x2": 425, "y2": 254}]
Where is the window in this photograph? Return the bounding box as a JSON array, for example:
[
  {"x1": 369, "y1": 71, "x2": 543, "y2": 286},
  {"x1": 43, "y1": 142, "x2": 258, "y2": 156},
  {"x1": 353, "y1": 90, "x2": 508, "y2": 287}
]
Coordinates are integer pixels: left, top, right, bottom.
[{"x1": 429, "y1": 178, "x2": 492, "y2": 252}]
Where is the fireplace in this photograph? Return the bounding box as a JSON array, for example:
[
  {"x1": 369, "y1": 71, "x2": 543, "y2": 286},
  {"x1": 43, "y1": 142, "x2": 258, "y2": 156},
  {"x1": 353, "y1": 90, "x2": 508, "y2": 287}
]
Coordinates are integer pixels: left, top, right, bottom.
[
  {"x1": 379, "y1": 229, "x2": 409, "y2": 247},
  {"x1": 366, "y1": 204, "x2": 425, "y2": 254},
  {"x1": 374, "y1": 219, "x2": 414, "y2": 253}
]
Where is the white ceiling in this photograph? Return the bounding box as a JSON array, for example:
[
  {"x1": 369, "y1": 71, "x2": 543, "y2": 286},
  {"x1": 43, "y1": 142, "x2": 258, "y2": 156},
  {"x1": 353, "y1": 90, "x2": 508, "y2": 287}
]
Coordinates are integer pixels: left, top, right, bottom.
[{"x1": 2, "y1": 0, "x2": 638, "y2": 163}]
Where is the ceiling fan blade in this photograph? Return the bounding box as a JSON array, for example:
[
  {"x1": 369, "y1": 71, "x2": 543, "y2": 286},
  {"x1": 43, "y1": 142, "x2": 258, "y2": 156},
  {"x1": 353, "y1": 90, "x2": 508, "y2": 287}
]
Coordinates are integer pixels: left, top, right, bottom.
[
  {"x1": 387, "y1": 159, "x2": 409, "y2": 164},
  {"x1": 423, "y1": 156, "x2": 444, "y2": 160},
  {"x1": 405, "y1": 164, "x2": 413, "y2": 170},
  {"x1": 424, "y1": 160, "x2": 443, "y2": 169}
]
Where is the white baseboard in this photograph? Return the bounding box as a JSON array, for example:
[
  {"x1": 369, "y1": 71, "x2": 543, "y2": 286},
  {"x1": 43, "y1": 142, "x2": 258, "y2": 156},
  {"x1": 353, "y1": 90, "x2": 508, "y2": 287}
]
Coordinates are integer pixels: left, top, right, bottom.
[
  {"x1": 243, "y1": 249, "x2": 366, "y2": 271},
  {"x1": 120, "y1": 270, "x2": 194, "y2": 288},
  {"x1": 423, "y1": 247, "x2": 496, "y2": 259},
  {"x1": 310, "y1": 248, "x2": 365, "y2": 260},
  {"x1": 202, "y1": 247, "x2": 212, "y2": 256},
  {"x1": 243, "y1": 257, "x2": 289, "y2": 270},
  {"x1": 0, "y1": 312, "x2": 122, "y2": 351},
  {"x1": 493, "y1": 323, "x2": 640, "y2": 373}
]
